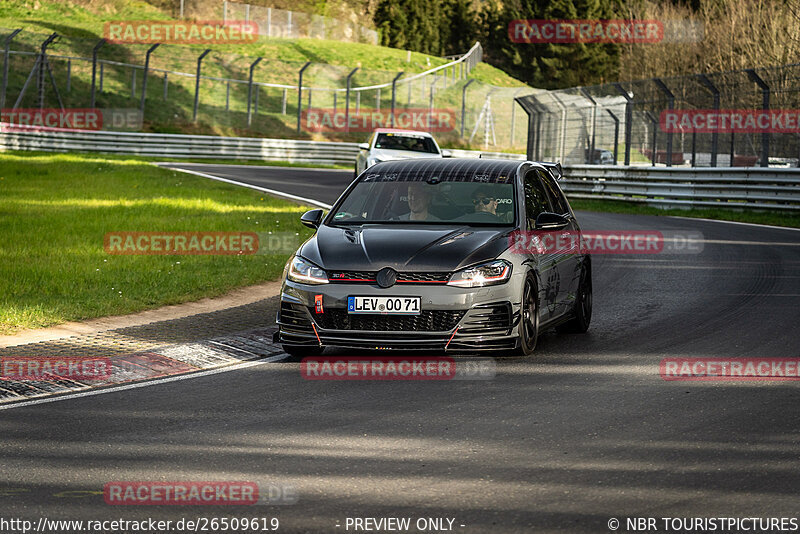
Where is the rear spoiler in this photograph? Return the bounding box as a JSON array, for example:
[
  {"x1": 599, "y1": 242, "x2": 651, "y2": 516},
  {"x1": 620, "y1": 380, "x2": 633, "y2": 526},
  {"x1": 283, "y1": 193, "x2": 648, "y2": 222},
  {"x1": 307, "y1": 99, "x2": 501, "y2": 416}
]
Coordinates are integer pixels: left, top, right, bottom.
[{"x1": 539, "y1": 162, "x2": 563, "y2": 180}]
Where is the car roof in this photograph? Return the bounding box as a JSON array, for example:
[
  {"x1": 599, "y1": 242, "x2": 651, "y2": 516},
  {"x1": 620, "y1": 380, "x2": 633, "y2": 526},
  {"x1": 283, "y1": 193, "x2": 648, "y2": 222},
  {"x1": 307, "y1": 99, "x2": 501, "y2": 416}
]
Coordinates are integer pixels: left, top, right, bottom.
[
  {"x1": 363, "y1": 158, "x2": 524, "y2": 180},
  {"x1": 372, "y1": 128, "x2": 434, "y2": 137}
]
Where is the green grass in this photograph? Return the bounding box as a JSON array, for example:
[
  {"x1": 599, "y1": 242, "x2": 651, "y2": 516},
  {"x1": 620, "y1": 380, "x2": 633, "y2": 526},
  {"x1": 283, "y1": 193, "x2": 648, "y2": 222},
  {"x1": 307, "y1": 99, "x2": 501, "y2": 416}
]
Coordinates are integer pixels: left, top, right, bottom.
[
  {"x1": 570, "y1": 198, "x2": 800, "y2": 228},
  {"x1": 0, "y1": 152, "x2": 315, "y2": 334}
]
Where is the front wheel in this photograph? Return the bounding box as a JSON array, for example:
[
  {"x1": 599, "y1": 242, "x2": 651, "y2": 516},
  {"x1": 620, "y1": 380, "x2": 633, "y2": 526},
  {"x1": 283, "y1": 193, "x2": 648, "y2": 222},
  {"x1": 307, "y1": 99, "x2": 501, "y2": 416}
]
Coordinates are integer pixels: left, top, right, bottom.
[{"x1": 515, "y1": 275, "x2": 539, "y2": 356}]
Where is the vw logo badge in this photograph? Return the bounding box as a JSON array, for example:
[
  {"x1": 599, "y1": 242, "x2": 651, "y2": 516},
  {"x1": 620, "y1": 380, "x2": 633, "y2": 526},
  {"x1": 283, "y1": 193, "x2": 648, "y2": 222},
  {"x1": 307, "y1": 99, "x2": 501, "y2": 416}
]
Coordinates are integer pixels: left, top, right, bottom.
[{"x1": 376, "y1": 267, "x2": 398, "y2": 288}]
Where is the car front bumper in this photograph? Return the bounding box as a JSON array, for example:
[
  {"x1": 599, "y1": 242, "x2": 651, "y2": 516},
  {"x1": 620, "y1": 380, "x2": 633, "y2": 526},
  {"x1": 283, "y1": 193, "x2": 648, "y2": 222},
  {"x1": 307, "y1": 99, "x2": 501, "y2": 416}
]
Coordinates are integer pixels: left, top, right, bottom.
[{"x1": 275, "y1": 277, "x2": 524, "y2": 352}]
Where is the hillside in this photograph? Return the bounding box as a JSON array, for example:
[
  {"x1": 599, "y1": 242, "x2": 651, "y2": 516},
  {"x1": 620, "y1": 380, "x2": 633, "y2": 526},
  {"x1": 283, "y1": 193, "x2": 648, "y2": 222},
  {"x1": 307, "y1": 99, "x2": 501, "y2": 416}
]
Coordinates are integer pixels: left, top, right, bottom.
[{"x1": 0, "y1": 0, "x2": 530, "y2": 150}]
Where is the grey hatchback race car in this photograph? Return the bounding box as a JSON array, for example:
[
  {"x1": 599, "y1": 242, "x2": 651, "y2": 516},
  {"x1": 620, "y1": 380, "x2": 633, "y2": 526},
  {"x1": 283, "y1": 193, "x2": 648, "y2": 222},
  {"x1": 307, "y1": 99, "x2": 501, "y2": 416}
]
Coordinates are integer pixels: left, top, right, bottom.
[{"x1": 274, "y1": 158, "x2": 591, "y2": 356}]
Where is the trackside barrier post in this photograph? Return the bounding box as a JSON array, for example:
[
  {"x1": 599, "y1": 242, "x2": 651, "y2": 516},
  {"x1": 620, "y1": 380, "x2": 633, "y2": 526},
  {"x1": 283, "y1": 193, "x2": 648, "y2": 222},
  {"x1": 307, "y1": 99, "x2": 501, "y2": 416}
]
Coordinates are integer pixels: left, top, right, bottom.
[
  {"x1": 1, "y1": 29, "x2": 22, "y2": 110},
  {"x1": 653, "y1": 78, "x2": 675, "y2": 166},
  {"x1": 247, "y1": 57, "x2": 263, "y2": 127},
  {"x1": 606, "y1": 109, "x2": 620, "y2": 164},
  {"x1": 461, "y1": 79, "x2": 475, "y2": 138},
  {"x1": 296, "y1": 61, "x2": 311, "y2": 133},
  {"x1": 345, "y1": 67, "x2": 358, "y2": 133},
  {"x1": 192, "y1": 49, "x2": 211, "y2": 123},
  {"x1": 140, "y1": 43, "x2": 160, "y2": 116},
  {"x1": 614, "y1": 83, "x2": 633, "y2": 166},
  {"x1": 696, "y1": 74, "x2": 720, "y2": 167},
  {"x1": 390, "y1": 71, "x2": 403, "y2": 128},
  {"x1": 746, "y1": 69, "x2": 770, "y2": 167},
  {"x1": 90, "y1": 39, "x2": 105, "y2": 108}
]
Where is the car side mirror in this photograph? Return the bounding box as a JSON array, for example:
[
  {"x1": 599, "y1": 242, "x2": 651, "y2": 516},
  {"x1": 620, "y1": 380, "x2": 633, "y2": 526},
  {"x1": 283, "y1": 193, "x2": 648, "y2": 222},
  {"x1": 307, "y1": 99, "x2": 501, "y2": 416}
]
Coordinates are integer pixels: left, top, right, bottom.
[
  {"x1": 300, "y1": 209, "x2": 325, "y2": 229},
  {"x1": 535, "y1": 212, "x2": 569, "y2": 230},
  {"x1": 441, "y1": 149, "x2": 452, "y2": 158},
  {"x1": 358, "y1": 143, "x2": 370, "y2": 150}
]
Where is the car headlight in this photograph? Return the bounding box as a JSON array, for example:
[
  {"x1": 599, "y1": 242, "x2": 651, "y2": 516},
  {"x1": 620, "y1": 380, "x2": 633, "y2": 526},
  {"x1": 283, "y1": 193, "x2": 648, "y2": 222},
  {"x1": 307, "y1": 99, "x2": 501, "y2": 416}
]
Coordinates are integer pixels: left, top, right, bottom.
[
  {"x1": 287, "y1": 256, "x2": 328, "y2": 285},
  {"x1": 447, "y1": 259, "x2": 512, "y2": 288}
]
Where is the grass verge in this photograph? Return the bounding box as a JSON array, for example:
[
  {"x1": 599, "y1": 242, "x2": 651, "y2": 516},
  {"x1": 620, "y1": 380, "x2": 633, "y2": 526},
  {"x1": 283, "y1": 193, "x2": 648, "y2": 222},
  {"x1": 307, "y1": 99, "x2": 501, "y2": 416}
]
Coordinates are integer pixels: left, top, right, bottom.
[
  {"x1": 570, "y1": 198, "x2": 800, "y2": 228},
  {"x1": 0, "y1": 152, "x2": 315, "y2": 335}
]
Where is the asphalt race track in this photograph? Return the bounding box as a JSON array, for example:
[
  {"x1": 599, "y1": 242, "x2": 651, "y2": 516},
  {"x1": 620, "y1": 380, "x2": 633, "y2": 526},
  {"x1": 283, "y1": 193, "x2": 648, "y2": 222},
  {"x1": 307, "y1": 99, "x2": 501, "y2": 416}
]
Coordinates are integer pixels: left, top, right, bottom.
[{"x1": 1, "y1": 163, "x2": 799, "y2": 533}]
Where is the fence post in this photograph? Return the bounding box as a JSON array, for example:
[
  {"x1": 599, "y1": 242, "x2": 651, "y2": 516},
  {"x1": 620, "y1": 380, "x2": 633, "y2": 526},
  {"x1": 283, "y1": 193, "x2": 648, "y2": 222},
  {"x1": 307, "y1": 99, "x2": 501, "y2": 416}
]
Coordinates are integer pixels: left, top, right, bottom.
[
  {"x1": 131, "y1": 67, "x2": 136, "y2": 98},
  {"x1": 461, "y1": 79, "x2": 475, "y2": 138},
  {"x1": 37, "y1": 33, "x2": 58, "y2": 110},
  {"x1": 282, "y1": 87, "x2": 287, "y2": 114},
  {"x1": 653, "y1": 78, "x2": 675, "y2": 166},
  {"x1": 296, "y1": 61, "x2": 311, "y2": 133},
  {"x1": 390, "y1": 71, "x2": 403, "y2": 127},
  {"x1": 614, "y1": 83, "x2": 633, "y2": 165},
  {"x1": 696, "y1": 74, "x2": 720, "y2": 167},
  {"x1": 606, "y1": 110, "x2": 620, "y2": 164},
  {"x1": 90, "y1": 38, "x2": 106, "y2": 108},
  {"x1": 510, "y1": 88, "x2": 524, "y2": 146},
  {"x1": 376, "y1": 87, "x2": 381, "y2": 111},
  {"x1": 163, "y1": 72, "x2": 168, "y2": 100},
  {"x1": 247, "y1": 57, "x2": 263, "y2": 126},
  {"x1": 226, "y1": 81, "x2": 230, "y2": 111},
  {"x1": 1, "y1": 29, "x2": 22, "y2": 111},
  {"x1": 428, "y1": 76, "x2": 438, "y2": 132},
  {"x1": 579, "y1": 87, "x2": 597, "y2": 164},
  {"x1": 192, "y1": 49, "x2": 211, "y2": 122},
  {"x1": 66, "y1": 58, "x2": 71, "y2": 92},
  {"x1": 645, "y1": 111, "x2": 658, "y2": 166},
  {"x1": 746, "y1": 69, "x2": 770, "y2": 167},
  {"x1": 140, "y1": 43, "x2": 160, "y2": 116},
  {"x1": 345, "y1": 67, "x2": 359, "y2": 133}
]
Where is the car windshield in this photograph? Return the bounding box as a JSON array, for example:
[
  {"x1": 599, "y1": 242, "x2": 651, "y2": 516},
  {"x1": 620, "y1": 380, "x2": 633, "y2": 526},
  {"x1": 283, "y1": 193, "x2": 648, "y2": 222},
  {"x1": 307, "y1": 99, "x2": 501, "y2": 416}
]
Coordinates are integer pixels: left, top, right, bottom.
[
  {"x1": 329, "y1": 171, "x2": 516, "y2": 226},
  {"x1": 374, "y1": 133, "x2": 439, "y2": 154}
]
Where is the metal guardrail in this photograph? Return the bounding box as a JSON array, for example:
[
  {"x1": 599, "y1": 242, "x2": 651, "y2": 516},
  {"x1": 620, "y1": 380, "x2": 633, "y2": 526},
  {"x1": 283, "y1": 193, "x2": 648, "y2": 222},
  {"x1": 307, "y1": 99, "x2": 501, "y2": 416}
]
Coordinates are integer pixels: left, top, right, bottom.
[
  {"x1": 3, "y1": 126, "x2": 796, "y2": 210},
  {"x1": 0, "y1": 124, "x2": 521, "y2": 165},
  {"x1": 561, "y1": 165, "x2": 800, "y2": 210}
]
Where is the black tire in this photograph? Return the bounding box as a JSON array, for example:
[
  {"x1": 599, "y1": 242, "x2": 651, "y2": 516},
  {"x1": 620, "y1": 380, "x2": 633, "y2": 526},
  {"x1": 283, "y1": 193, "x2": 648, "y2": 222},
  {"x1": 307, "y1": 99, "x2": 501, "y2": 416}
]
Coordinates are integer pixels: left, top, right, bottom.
[
  {"x1": 559, "y1": 262, "x2": 592, "y2": 334},
  {"x1": 282, "y1": 344, "x2": 324, "y2": 360},
  {"x1": 515, "y1": 274, "x2": 539, "y2": 356}
]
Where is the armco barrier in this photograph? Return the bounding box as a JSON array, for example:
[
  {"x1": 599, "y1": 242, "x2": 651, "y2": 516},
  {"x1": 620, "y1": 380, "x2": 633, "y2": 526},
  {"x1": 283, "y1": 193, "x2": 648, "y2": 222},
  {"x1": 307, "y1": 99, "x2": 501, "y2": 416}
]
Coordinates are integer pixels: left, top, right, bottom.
[
  {"x1": 0, "y1": 124, "x2": 523, "y2": 165},
  {"x1": 2, "y1": 125, "x2": 796, "y2": 210},
  {"x1": 561, "y1": 165, "x2": 800, "y2": 210}
]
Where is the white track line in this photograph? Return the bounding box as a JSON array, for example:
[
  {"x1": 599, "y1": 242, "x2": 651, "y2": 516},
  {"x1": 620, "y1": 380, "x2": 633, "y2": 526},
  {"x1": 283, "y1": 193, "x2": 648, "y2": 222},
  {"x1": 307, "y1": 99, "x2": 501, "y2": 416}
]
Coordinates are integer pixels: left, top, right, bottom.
[
  {"x1": 667, "y1": 215, "x2": 800, "y2": 232},
  {"x1": 0, "y1": 354, "x2": 288, "y2": 411},
  {"x1": 158, "y1": 166, "x2": 333, "y2": 210}
]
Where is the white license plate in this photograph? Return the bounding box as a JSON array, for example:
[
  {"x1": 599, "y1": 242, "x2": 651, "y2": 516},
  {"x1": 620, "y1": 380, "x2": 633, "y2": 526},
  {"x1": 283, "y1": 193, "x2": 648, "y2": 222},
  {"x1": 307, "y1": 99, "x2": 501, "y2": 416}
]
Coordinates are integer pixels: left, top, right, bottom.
[{"x1": 348, "y1": 296, "x2": 421, "y2": 315}]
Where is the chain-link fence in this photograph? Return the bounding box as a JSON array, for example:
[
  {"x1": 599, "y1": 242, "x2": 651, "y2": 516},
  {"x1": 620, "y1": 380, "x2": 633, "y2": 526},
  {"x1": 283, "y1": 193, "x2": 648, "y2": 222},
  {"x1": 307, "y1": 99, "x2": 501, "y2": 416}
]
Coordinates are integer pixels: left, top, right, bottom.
[
  {"x1": 517, "y1": 64, "x2": 800, "y2": 167},
  {"x1": 1, "y1": 27, "x2": 536, "y2": 151},
  {"x1": 222, "y1": 2, "x2": 378, "y2": 44}
]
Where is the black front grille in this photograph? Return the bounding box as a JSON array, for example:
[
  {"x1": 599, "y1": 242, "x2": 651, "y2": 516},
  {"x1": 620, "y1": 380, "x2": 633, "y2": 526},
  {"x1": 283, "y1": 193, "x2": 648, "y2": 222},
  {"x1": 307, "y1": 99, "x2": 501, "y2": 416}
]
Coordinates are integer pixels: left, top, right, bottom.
[
  {"x1": 279, "y1": 301, "x2": 313, "y2": 332},
  {"x1": 314, "y1": 309, "x2": 465, "y2": 331},
  {"x1": 457, "y1": 304, "x2": 513, "y2": 335},
  {"x1": 328, "y1": 271, "x2": 450, "y2": 284},
  {"x1": 397, "y1": 272, "x2": 450, "y2": 283}
]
